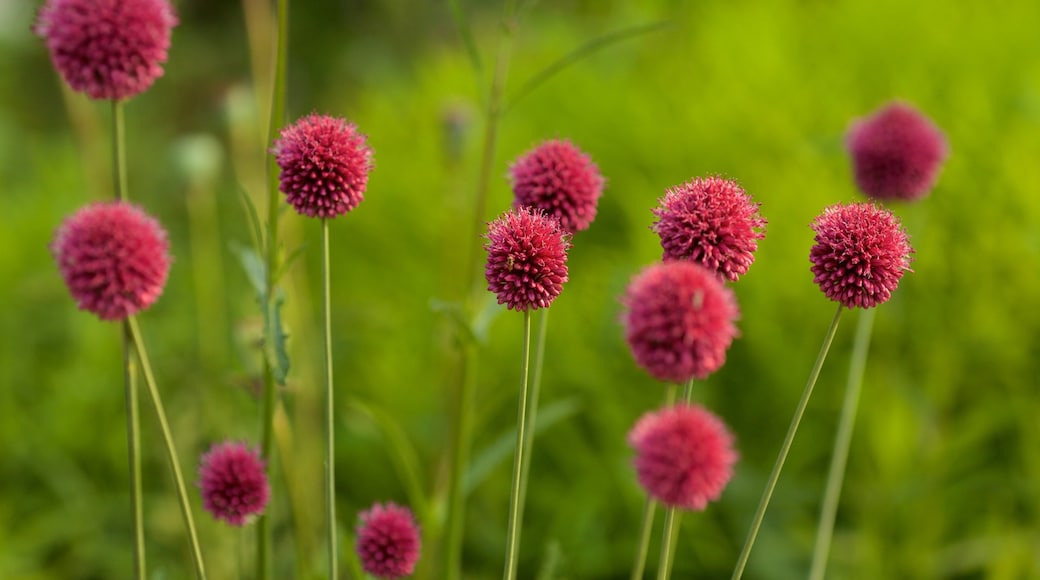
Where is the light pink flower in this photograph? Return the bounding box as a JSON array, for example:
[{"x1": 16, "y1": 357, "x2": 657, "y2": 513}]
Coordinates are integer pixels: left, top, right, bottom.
[
  {"x1": 197, "y1": 442, "x2": 270, "y2": 526},
  {"x1": 510, "y1": 139, "x2": 605, "y2": 233},
  {"x1": 356, "y1": 502, "x2": 421, "y2": 579}
]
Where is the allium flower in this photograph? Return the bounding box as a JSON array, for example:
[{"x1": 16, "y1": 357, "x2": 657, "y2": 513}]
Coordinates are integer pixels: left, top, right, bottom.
[
  {"x1": 51, "y1": 202, "x2": 171, "y2": 321},
  {"x1": 846, "y1": 101, "x2": 948, "y2": 201},
  {"x1": 484, "y1": 207, "x2": 571, "y2": 311},
  {"x1": 652, "y1": 176, "x2": 766, "y2": 281},
  {"x1": 628, "y1": 404, "x2": 737, "y2": 511},
  {"x1": 809, "y1": 203, "x2": 913, "y2": 309},
  {"x1": 356, "y1": 502, "x2": 421, "y2": 579},
  {"x1": 509, "y1": 139, "x2": 605, "y2": 233},
  {"x1": 197, "y1": 442, "x2": 270, "y2": 526},
  {"x1": 34, "y1": 0, "x2": 177, "y2": 101},
  {"x1": 273, "y1": 114, "x2": 374, "y2": 218},
  {"x1": 621, "y1": 261, "x2": 739, "y2": 383}
]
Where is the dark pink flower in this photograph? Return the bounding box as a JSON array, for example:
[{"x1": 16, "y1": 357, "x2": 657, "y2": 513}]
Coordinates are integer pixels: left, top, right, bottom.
[
  {"x1": 51, "y1": 202, "x2": 170, "y2": 321},
  {"x1": 628, "y1": 404, "x2": 737, "y2": 511},
  {"x1": 34, "y1": 0, "x2": 177, "y2": 101},
  {"x1": 652, "y1": 176, "x2": 766, "y2": 281},
  {"x1": 621, "y1": 261, "x2": 739, "y2": 383},
  {"x1": 846, "y1": 101, "x2": 948, "y2": 201},
  {"x1": 356, "y1": 502, "x2": 421, "y2": 579},
  {"x1": 510, "y1": 139, "x2": 605, "y2": 233},
  {"x1": 273, "y1": 114, "x2": 374, "y2": 218},
  {"x1": 197, "y1": 441, "x2": 270, "y2": 527},
  {"x1": 485, "y1": 207, "x2": 570, "y2": 312},
  {"x1": 809, "y1": 203, "x2": 913, "y2": 309}
]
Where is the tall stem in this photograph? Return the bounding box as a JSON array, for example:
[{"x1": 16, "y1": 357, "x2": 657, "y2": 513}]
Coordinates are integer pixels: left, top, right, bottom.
[
  {"x1": 127, "y1": 317, "x2": 208, "y2": 580},
  {"x1": 515, "y1": 307, "x2": 550, "y2": 537},
  {"x1": 630, "y1": 386, "x2": 678, "y2": 580},
  {"x1": 445, "y1": 342, "x2": 478, "y2": 580},
  {"x1": 808, "y1": 307, "x2": 875, "y2": 580},
  {"x1": 656, "y1": 379, "x2": 695, "y2": 580},
  {"x1": 502, "y1": 311, "x2": 533, "y2": 580},
  {"x1": 730, "y1": 305, "x2": 844, "y2": 580},
  {"x1": 321, "y1": 219, "x2": 338, "y2": 579}
]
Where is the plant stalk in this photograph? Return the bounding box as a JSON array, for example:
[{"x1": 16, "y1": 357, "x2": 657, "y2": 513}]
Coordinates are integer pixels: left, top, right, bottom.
[
  {"x1": 321, "y1": 219, "x2": 339, "y2": 579},
  {"x1": 655, "y1": 379, "x2": 695, "y2": 580},
  {"x1": 515, "y1": 306, "x2": 550, "y2": 540},
  {"x1": 502, "y1": 310, "x2": 533, "y2": 580}
]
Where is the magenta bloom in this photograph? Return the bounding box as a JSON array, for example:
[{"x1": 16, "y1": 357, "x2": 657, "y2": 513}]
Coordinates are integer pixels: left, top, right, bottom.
[
  {"x1": 810, "y1": 203, "x2": 913, "y2": 309},
  {"x1": 485, "y1": 207, "x2": 571, "y2": 311},
  {"x1": 356, "y1": 502, "x2": 421, "y2": 579},
  {"x1": 509, "y1": 139, "x2": 605, "y2": 233},
  {"x1": 51, "y1": 202, "x2": 170, "y2": 321},
  {"x1": 34, "y1": 0, "x2": 177, "y2": 100},
  {"x1": 273, "y1": 114, "x2": 374, "y2": 219},
  {"x1": 628, "y1": 404, "x2": 737, "y2": 511},
  {"x1": 652, "y1": 176, "x2": 766, "y2": 282},
  {"x1": 197, "y1": 442, "x2": 270, "y2": 527},
  {"x1": 622, "y1": 261, "x2": 739, "y2": 383},
  {"x1": 846, "y1": 101, "x2": 948, "y2": 201}
]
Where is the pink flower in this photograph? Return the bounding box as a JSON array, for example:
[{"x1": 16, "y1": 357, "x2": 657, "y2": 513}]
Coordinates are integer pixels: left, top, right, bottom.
[
  {"x1": 621, "y1": 261, "x2": 739, "y2": 383},
  {"x1": 510, "y1": 139, "x2": 605, "y2": 233},
  {"x1": 846, "y1": 101, "x2": 948, "y2": 201},
  {"x1": 809, "y1": 203, "x2": 913, "y2": 309},
  {"x1": 51, "y1": 202, "x2": 171, "y2": 321},
  {"x1": 356, "y1": 502, "x2": 421, "y2": 579},
  {"x1": 273, "y1": 114, "x2": 374, "y2": 218},
  {"x1": 484, "y1": 207, "x2": 571, "y2": 312},
  {"x1": 34, "y1": 0, "x2": 177, "y2": 100},
  {"x1": 197, "y1": 442, "x2": 270, "y2": 527},
  {"x1": 652, "y1": 176, "x2": 766, "y2": 281},
  {"x1": 628, "y1": 404, "x2": 737, "y2": 511}
]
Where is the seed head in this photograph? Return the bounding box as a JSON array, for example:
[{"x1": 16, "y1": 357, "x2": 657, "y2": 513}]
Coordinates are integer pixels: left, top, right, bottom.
[
  {"x1": 356, "y1": 502, "x2": 421, "y2": 579},
  {"x1": 197, "y1": 442, "x2": 270, "y2": 526}
]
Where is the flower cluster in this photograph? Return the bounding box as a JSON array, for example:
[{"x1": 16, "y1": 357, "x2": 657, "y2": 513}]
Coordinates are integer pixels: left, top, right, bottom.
[
  {"x1": 197, "y1": 442, "x2": 270, "y2": 526},
  {"x1": 356, "y1": 502, "x2": 421, "y2": 579},
  {"x1": 484, "y1": 207, "x2": 571, "y2": 311},
  {"x1": 510, "y1": 139, "x2": 605, "y2": 233}
]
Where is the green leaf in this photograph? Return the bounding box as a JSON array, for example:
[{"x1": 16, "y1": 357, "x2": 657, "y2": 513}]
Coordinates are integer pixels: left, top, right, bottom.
[
  {"x1": 430, "y1": 298, "x2": 480, "y2": 346},
  {"x1": 236, "y1": 186, "x2": 265, "y2": 254},
  {"x1": 269, "y1": 288, "x2": 291, "y2": 385},
  {"x1": 231, "y1": 242, "x2": 268, "y2": 304}
]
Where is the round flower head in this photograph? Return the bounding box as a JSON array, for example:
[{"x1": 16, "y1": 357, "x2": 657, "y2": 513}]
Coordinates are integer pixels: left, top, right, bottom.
[
  {"x1": 484, "y1": 207, "x2": 571, "y2": 311},
  {"x1": 628, "y1": 404, "x2": 737, "y2": 511},
  {"x1": 846, "y1": 101, "x2": 948, "y2": 201},
  {"x1": 510, "y1": 139, "x2": 605, "y2": 233},
  {"x1": 197, "y1": 442, "x2": 270, "y2": 526},
  {"x1": 652, "y1": 176, "x2": 766, "y2": 282},
  {"x1": 52, "y1": 202, "x2": 171, "y2": 321},
  {"x1": 809, "y1": 203, "x2": 913, "y2": 309},
  {"x1": 622, "y1": 261, "x2": 739, "y2": 383},
  {"x1": 356, "y1": 502, "x2": 421, "y2": 579},
  {"x1": 34, "y1": 0, "x2": 177, "y2": 100},
  {"x1": 273, "y1": 113, "x2": 374, "y2": 218}
]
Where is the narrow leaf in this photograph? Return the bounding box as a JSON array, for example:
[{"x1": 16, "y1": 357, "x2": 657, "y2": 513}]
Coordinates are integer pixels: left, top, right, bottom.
[{"x1": 231, "y1": 242, "x2": 268, "y2": 303}]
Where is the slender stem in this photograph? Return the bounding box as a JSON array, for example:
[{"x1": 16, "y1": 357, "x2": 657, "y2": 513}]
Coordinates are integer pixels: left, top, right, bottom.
[
  {"x1": 503, "y1": 311, "x2": 533, "y2": 580},
  {"x1": 322, "y1": 219, "x2": 338, "y2": 580},
  {"x1": 445, "y1": 342, "x2": 478, "y2": 580},
  {"x1": 630, "y1": 386, "x2": 678, "y2": 580},
  {"x1": 808, "y1": 308, "x2": 875, "y2": 580},
  {"x1": 515, "y1": 307, "x2": 550, "y2": 538},
  {"x1": 112, "y1": 100, "x2": 127, "y2": 201},
  {"x1": 656, "y1": 379, "x2": 695, "y2": 580},
  {"x1": 730, "y1": 305, "x2": 844, "y2": 580},
  {"x1": 126, "y1": 317, "x2": 208, "y2": 580}
]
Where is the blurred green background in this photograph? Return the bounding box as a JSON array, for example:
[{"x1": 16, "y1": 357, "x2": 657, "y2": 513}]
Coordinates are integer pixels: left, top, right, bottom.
[{"x1": 2, "y1": 0, "x2": 1039, "y2": 578}]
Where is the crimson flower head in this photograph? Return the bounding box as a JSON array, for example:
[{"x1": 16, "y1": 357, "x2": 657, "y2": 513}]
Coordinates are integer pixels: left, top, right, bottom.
[
  {"x1": 809, "y1": 203, "x2": 913, "y2": 309},
  {"x1": 273, "y1": 114, "x2": 374, "y2": 218},
  {"x1": 356, "y1": 502, "x2": 421, "y2": 579},
  {"x1": 652, "y1": 176, "x2": 766, "y2": 281},
  {"x1": 34, "y1": 0, "x2": 177, "y2": 100},
  {"x1": 52, "y1": 202, "x2": 171, "y2": 321},
  {"x1": 621, "y1": 261, "x2": 739, "y2": 383},
  {"x1": 197, "y1": 441, "x2": 270, "y2": 527},
  {"x1": 628, "y1": 404, "x2": 737, "y2": 511},
  {"x1": 485, "y1": 207, "x2": 571, "y2": 312},
  {"x1": 846, "y1": 101, "x2": 948, "y2": 201},
  {"x1": 509, "y1": 139, "x2": 605, "y2": 233}
]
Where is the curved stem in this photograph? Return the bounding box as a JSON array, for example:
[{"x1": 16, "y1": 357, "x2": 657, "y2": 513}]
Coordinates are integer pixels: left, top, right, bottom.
[
  {"x1": 656, "y1": 380, "x2": 695, "y2": 580},
  {"x1": 502, "y1": 310, "x2": 533, "y2": 580},
  {"x1": 808, "y1": 307, "x2": 875, "y2": 580},
  {"x1": 322, "y1": 219, "x2": 338, "y2": 579},
  {"x1": 127, "y1": 317, "x2": 208, "y2": 580},
  {"x1": 731, "y1": 305, "x2": 844, "y2": 580}
]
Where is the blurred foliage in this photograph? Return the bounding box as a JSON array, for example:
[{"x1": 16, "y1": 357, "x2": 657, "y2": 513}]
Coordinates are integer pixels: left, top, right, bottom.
[{"x1": 2, "y1": 0, "x2": 1040, "y2": 578}]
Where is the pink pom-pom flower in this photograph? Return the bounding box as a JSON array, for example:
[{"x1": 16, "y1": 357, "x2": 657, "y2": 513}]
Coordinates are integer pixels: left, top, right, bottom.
[
  {"x1": 484, "y1": 207, "x2": 571, "y2": 312},
  {"x1": 809, "y1": 203, "x2": 914, "y2": 309},
  {"x1": 846, "y1": 101, "x2": 949, "y2": 202},
  {"x1": 51, "y1": 202, "x2": 171, "y2": 321},
  {"x1": 197, "y1": 441, "x2": 270, "y2": 527},
  {"x1": 34, "y1": 0, "x2": 178, "y2": 100},
  {"x1": 628, "y1": 404, "x2": 737, "y2": 511},
  {"x1": 509, "y1": 139, "x2": 605, "y2": 233},
  {"x1": 355, "y1": 502, "x2": 421, "y2": 579}
]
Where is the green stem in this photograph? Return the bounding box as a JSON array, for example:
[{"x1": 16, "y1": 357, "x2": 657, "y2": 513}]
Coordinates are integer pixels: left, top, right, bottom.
[
  {"x1": 630, "y1": 387, "x2": 678, "y2": 580},
  {"x1": 322, "y1": 219, "x2": 338, "y2": 579},
  {"x1": 808, "y1": 307, "x2": 875, "y2": 580},
  {"x1": 730, "y1": 305, "x2": 844, "y2": 580},
  {"x1": 502, "y1": 311, "x2": 533, "y2": 580},
  {"x1": 515, "y1": 307, "x2": 550, "y2": 541},
  {"x1": 112, "y1": 100, "x2": 127, "y2": 201},
  {"x1": 126, "y1": 317, "x2": 208, "y2": 580},
  {"x1": 656, "y1": 380, "x2": 695, "y2": 580},
  {"x1": 445, "y1": 342, "x2": 478, "y2": 580}
]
